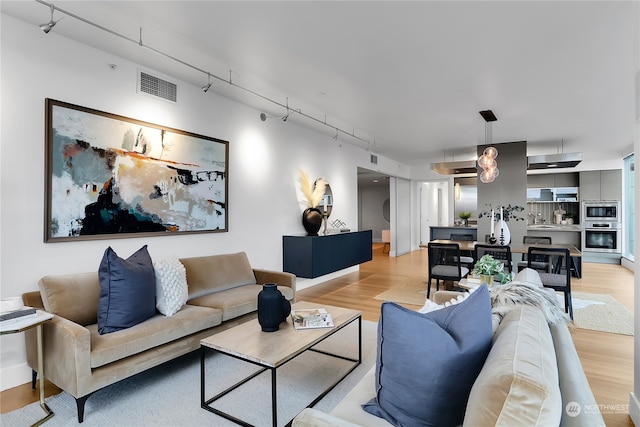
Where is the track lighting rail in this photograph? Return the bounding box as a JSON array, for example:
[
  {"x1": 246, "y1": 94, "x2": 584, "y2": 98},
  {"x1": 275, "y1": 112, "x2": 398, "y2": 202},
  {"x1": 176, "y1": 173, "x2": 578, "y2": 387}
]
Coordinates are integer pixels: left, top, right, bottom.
[{"x1": 35, "y1": 0, "x2": 373, "y2": 149}]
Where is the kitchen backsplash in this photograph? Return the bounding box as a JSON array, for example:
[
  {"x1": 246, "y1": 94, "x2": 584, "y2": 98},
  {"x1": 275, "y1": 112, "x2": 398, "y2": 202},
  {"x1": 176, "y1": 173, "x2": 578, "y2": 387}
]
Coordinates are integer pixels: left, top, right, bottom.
[{"x1": 527, "y1": 202, "x2": 580, "y2": 225}]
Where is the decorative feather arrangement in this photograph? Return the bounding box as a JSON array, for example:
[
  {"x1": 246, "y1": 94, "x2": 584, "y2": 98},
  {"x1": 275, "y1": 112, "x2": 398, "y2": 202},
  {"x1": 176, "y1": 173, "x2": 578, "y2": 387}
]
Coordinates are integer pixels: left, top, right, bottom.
[{"x1": 298, "y1": 169, "x2": 326, "y2": 208}]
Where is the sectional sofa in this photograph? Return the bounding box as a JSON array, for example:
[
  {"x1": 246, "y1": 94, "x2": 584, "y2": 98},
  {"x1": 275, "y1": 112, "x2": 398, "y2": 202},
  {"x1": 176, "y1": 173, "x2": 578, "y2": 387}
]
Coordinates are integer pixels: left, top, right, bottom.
[
  {"x1": 293, "y1": 270, "x2": 605, "y2": 427},
  {"x1": 22, "y1": 250, "x2": 295, "y2": 423}
]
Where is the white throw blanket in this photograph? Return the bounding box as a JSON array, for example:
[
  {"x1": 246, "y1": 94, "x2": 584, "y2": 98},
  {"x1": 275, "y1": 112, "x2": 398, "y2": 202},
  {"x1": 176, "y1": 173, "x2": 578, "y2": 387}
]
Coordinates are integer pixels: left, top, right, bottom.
[
  {"x1": 489, "y1": 280, "x2": 570, "y2": 329},
  {"x1": 419, "y1": 279, "x2": 569, "y2": 333}
]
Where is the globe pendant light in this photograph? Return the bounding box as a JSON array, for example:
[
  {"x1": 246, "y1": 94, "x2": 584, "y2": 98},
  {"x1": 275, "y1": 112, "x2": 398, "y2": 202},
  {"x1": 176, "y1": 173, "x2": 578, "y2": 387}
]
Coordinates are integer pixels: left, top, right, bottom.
[{"x1": 477, "y1": 110, "x2": 499, "y2": 183}]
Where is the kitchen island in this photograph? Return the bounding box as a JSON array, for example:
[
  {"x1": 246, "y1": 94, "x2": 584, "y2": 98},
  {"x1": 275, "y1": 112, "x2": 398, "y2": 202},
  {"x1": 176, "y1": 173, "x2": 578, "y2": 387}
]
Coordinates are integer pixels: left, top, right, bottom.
[{"x1": 429, "y1": 225, "x2": 477, "y2": 241}]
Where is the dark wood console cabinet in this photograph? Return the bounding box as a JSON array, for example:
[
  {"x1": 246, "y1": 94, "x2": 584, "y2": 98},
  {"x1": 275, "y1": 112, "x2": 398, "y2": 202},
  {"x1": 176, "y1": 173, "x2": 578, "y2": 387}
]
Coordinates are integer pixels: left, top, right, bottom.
[{"x1": 283, "y1": 230, "x2": 373, "y2": 278}]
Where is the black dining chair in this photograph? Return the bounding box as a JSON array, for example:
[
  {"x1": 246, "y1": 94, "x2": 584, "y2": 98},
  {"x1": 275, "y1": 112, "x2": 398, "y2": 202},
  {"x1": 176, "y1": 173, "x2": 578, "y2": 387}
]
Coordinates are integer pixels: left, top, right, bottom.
[
  {"x1": 450, "y1": 233, "x2": 475, "y2": 269},
  {"x1": 528, "y1": 247, "x2": 573, "y2": 320},
  {"x1": 474, "y1": 244, "x2": 513, "y2": 273},
  {"x1": 517, "y1": 236, "x2": 552, "y2": 272},
  {"x1": 427, "y1": 242, "x2": 470, "y2": 298}
]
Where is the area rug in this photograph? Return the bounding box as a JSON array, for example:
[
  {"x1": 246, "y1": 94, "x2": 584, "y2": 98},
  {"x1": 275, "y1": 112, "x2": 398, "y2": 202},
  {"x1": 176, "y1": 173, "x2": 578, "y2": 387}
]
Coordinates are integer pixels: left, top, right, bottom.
[
  {"x1": 1, "y1": 320, "x2": 378, "y2": 427},
  {"x1": 571, "y1": 292, "x2": 634, "y2": 336},
  {"x1": 375, "y1": 283, "x2": 634, "y2": 336}
]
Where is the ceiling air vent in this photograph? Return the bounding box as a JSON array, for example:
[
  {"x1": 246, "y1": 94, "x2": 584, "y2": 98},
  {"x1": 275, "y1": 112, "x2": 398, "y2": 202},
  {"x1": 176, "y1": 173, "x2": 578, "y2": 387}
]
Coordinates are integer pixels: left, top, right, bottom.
[
  {"x1": 138, "y1": 71, "x2": 177, "y2": 102},
  {"x1": 370, "y1": 154, "x2": 378, "y2": 164}
]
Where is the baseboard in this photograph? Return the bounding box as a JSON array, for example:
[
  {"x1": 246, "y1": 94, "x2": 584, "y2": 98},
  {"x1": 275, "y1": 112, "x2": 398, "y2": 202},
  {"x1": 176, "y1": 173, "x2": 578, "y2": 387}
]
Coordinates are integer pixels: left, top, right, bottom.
[
  {"x1": 621, "y1": 256, "x2": 635, "y2": 272},
  {"x1": 630, "y1": 392, "x2": 640, "y2": 425},
  {"x1": 295, "y1": 266, "x2": 359, "y2": 291},
  {"x1": 0, "y1": 362, "x2": 31, "y2": 392}
]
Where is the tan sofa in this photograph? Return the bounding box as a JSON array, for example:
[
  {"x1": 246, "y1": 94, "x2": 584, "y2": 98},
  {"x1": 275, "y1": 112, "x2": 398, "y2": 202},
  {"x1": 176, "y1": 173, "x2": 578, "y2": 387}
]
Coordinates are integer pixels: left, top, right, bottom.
[
  {"x1": 22, "y1": 251, "x2": 295, "y2": 423},
  {"x1": 293, "y1": 289, "x2": 605, "y2": 427}
]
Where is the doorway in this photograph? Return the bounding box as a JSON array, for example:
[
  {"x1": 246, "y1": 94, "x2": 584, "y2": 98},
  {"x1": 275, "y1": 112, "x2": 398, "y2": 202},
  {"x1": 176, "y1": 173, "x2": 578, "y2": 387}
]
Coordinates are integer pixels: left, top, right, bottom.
[
  {"x1": 420, "y1": 181, "x2": 450, "y2": 244},
  {"x1": 357, "y1": 167, "x2": 391, "y2": 244}
]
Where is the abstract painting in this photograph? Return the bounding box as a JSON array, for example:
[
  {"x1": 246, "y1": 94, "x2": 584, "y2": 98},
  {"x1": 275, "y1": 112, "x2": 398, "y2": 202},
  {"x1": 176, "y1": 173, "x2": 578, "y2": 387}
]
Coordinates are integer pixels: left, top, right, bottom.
[{"x1": 45, "y1": 99, "x2": 228, "y2": 242}]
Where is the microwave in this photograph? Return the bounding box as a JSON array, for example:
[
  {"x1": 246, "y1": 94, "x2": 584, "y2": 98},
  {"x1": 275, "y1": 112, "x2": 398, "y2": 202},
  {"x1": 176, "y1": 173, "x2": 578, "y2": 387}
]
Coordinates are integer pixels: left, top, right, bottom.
[{"x1": 582, "y1": 201, "x2": 620, "y2": 222}]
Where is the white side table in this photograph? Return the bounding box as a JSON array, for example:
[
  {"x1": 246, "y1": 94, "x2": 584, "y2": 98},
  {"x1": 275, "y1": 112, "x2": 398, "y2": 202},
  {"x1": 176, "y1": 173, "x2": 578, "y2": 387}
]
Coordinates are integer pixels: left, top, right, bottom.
[{"x1": 0, "y1": 310, "x2": 54, "y2": 426}]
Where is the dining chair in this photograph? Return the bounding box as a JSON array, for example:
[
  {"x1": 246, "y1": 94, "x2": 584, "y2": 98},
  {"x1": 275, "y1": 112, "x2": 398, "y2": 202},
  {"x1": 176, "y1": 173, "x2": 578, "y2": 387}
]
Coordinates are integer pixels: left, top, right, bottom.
[
  {"x1": 528, "y1": 247, "x2": 573, "y2": 320},
  {"x1": 517, "y1": 235, "x2": 552, "y2": 272},
  {"x1": 427, "y1": 242, "x2": 470, "y2": 298},
  {"x1": 474, "y1": 244, "x2": 513, "y2": 273},
  {"x1": 449, "y1": 233, "x2": 475, "y2": 269}
]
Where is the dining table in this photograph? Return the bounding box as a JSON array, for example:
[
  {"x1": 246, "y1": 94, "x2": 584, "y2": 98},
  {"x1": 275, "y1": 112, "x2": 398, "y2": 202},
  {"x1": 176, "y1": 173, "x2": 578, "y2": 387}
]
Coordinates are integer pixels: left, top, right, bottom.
[{"x1": 428, "y1": 239, "x2": 582, "y2": 278}]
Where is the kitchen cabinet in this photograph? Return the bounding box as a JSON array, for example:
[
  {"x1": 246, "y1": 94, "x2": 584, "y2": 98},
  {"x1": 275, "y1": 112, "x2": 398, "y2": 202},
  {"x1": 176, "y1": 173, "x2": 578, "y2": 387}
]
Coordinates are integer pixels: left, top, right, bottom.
[
  {"x1": 527, "y1": 173, "x2": 578, "y2": 188},
  {"x1": 580, "y1": 170, "x2": 622, "y2": 201}
]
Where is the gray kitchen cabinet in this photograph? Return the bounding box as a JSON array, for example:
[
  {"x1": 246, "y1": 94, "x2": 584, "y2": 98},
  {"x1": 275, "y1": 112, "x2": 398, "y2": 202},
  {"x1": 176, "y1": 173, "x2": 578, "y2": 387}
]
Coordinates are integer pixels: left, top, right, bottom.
[
  {"x1": 600, "y1": 170, "x2": 622, "y2": 200},
  {"x1": 553, "y1": 172, "x2": 579, "y2": 187},
  {"x1": 527, "y1": 174, "x2": 554, "y2": 188},
  {"x1": 580, "y1": 170, "x2": 621, "y2": 201},
  {"x1": 527, "y1": 172, "x2": 578, "y2": 188}
]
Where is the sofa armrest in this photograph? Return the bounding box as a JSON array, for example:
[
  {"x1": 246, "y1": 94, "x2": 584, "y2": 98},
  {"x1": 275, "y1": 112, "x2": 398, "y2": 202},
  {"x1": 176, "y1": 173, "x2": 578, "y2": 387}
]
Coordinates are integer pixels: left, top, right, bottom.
[
  {"x1": 253, "y1": 269, "x2": 296, "y2": 295},
  {"x1": 25, "y1": 314, "x2": 92, "y2": 398},
  {"x1": 22, "y1": 291, "x2": 45, "y2": 309},
  {"x1": 293, "y1": 408, "x2": 362, "y2": 427},
  {"x1": 550, "y1": 322, "x2": 605, "y2": 427}
]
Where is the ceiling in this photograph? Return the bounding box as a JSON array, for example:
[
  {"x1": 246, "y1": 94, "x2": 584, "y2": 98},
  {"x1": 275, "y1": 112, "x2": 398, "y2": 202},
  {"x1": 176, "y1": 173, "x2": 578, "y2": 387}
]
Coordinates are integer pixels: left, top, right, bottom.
[{"x1": 2, "y1": 1, "x2": 636, "y2": 168}]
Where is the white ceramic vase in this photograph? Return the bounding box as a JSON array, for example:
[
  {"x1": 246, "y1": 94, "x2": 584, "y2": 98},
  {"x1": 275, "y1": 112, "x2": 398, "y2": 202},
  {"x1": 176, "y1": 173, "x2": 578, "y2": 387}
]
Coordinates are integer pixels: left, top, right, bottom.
[{"x1": 497, "y1": 220, "x2": 510, "y2": 245}]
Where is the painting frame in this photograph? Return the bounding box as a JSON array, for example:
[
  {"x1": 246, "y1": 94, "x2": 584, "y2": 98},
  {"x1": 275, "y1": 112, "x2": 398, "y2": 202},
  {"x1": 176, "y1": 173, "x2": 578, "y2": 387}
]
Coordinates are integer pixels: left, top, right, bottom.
[{"x1": 44, "y1": 98, "x2": 229, "y2": 242}]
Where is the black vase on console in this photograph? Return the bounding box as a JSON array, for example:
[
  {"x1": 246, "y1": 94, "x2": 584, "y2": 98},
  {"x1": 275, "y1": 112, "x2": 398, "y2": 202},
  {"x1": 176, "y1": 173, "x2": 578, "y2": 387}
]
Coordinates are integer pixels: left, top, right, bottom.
[
  {"x1": 302, "y1": 207, "x2": 323, "y2": 236},
  {"x1": 257, "y1": 283, "x2": 291, "y2": 332}
]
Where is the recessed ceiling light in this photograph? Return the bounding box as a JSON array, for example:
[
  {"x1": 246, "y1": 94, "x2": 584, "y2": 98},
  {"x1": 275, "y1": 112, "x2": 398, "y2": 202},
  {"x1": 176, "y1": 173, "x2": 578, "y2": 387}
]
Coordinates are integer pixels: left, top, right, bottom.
[{"x1": 373, "y1": 179, "x2": 379, "y2": 183}]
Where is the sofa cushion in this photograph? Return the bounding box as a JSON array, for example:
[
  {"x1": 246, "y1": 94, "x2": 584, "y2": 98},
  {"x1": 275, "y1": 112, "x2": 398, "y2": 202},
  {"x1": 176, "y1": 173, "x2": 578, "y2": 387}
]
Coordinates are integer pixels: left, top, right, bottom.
[
  {"x1": 98, "y1": 246, "x2": 156, "y2": 335},
  {"x1": 362, "y1": 285, "x2": 492, "y2": 427},
  {"x1": 180, "y1": 252, "x2": 257, "y2": 299},
  {"x1": 154, "y1": 256, "x2": 188, "y2": 316},
  {"x1": 38, "y1": 272, "x2": 100, "y2": 326},
  {"x1": 89, "y1": 304, "x2": 222, "y2": 368},
  {"x1": 188, "y1": 284, "x2": 293, "y2": 321},
  {"x1": 463, "y1": 305, "x2": 562, "y2": 427}
]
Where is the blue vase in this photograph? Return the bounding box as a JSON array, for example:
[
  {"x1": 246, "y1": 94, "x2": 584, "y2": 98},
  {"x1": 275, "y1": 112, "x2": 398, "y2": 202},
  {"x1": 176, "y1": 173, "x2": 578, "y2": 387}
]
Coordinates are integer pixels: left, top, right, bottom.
[{"x1": 257, "y1": 284, "x2": 291, "y2": 332}]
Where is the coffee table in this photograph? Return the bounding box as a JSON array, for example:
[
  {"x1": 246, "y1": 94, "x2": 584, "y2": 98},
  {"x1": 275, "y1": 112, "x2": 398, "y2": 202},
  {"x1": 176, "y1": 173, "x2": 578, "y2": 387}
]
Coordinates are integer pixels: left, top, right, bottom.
[{"x1": 200, "y1": 301, "x2": 362, "y2": 427}]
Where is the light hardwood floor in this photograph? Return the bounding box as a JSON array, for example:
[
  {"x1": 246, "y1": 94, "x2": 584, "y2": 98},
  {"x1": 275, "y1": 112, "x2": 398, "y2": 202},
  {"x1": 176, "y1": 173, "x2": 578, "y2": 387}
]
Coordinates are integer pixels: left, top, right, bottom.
[{"x1": 1, "y1": 244, "x2": 634, "y2": 426}]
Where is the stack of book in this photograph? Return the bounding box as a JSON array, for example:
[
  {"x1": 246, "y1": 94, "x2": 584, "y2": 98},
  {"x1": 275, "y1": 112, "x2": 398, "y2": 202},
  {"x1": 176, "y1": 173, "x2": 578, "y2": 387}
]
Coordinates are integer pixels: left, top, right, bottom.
[{"x1": 291, "y1": 308, "x2": 335, "y2": 330}]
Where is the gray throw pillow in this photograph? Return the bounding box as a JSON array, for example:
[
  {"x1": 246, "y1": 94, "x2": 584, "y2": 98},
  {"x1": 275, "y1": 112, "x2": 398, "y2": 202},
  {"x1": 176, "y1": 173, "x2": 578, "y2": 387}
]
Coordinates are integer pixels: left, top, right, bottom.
[
  {"x1": 362, "y1": 285, "x2": 492, "y2": 427},
  {"x1": 98, "y1": 245, "x2": 156, "y2": 334}
]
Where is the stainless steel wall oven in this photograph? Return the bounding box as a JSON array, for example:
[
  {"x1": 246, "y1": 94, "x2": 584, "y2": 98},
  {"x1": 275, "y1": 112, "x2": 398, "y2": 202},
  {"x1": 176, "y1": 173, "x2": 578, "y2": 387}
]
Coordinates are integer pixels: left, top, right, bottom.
[{"x1": 582, "y1": 221, "x2": 621, "y2": 253}]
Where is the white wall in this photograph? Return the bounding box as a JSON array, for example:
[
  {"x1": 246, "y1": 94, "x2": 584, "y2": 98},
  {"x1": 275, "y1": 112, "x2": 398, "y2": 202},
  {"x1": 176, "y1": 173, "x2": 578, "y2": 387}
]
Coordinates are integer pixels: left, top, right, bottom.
[
  {"x1": 358, "y1": 185, "x2": 390, "y2": 242},
  {"x1": 0, "y1": 14, "x2": 407, "y2": 390}
]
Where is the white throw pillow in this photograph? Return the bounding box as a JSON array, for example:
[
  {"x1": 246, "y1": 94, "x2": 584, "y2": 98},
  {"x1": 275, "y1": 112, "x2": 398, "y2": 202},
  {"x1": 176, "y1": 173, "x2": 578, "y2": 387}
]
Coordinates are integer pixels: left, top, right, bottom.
[
  {"x1": 154, "y1": 256, "x2": 188, "y2": 316},
  {"x1": 512, "y1": 267, "x2": 543, "y2": 287},
  {"x1": 418, "y1": 289, "x2": 472, "y2": 313}
]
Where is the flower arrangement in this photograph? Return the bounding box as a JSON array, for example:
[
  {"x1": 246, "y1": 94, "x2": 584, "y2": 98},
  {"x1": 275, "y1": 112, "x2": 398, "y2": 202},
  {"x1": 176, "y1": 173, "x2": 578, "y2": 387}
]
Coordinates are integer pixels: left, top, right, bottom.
[
  {"x1": 472, "y1": 254, "x2": 513, "y2": 284},
  {"x1": 298, "y1": 169, "x2": 326, "y2": 208},
  {"x1": 478, "y1": 203, "x2": 524, "y2": 222}
]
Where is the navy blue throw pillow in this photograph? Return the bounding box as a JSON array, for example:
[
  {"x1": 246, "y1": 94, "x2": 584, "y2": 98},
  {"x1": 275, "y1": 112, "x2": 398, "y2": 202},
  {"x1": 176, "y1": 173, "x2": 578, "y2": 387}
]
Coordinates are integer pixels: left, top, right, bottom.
[
  {"x1": 362, "y1": 285, "x2": 492, "y2": 427},
  {"x1": 98, "y1": 245, "x2": 156, "y2": 334}
]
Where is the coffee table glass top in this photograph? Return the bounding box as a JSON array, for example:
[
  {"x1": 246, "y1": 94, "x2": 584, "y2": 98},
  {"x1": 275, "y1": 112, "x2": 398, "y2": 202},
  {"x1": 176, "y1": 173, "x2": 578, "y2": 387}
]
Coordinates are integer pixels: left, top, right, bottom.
[{"x1": 200, "y1": 301, "x2": 361, "y2": 367}]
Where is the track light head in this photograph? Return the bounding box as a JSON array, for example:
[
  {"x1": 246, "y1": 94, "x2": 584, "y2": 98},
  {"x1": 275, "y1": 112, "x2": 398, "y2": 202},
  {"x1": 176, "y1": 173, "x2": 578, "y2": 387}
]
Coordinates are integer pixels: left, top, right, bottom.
[
  {"x1": 260, "y1": 113, "x2": 267, "y2": 121},
  {"x1": 201, "y1": 73, "x2": 212, "y2": 93},
  {"x1": 40, "y1": 4, "x2": 61, "y2": 34}
]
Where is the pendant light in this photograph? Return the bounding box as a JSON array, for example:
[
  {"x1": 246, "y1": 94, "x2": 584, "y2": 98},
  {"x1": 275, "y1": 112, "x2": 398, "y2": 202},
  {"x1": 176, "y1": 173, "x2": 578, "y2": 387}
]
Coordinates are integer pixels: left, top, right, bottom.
[{"x1": 478, "y1": 110, "x2": 499, "y2": 183}]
